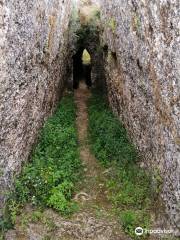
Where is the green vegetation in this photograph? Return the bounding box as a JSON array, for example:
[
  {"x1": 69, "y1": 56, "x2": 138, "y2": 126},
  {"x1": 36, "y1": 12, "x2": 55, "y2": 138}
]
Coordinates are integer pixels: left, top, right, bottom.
[
  {"x1": 1, "y1": 94, "x2": 82, "y2": 234},
  {"x1": 76, "y1": 22, "x2": 100, "y2": 50},
  {"x1": 75, "y1": 3, "x2": 102, "y2": 58},
  {"x1": 108, "y1": 17, "x2": 117, "y2": 33},
  {"x1": 152, "y1": 169, "x2": 163, "y2": 195},
  {"x1": 133, "y1": 14, "x2": 141, "y2": 33},
  {"x1": 88, "y1": 92, "x2": 152, "y2": 239},
  {"x1": 75, "y1": 2, "x2": 101, "y2": 47}
]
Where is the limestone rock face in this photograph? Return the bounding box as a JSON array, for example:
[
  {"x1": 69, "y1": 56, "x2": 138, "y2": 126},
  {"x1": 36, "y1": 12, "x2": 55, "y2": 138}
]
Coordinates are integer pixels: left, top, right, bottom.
[
  {"x1": 0, "y1": 0, "x2": 72, "y2": 213},
  {"x1": 100, "y1": 0, "x2": 180, "y2": 232}
]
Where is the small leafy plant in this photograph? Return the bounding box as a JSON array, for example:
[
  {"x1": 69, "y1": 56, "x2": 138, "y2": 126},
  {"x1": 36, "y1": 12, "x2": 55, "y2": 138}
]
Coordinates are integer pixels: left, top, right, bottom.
[
  {"x1": 47, "y1": 181, "x2": 78, "y2": 215},
  {"x1": 108, "y1": 17, "x2": 117, "y2": 33}
]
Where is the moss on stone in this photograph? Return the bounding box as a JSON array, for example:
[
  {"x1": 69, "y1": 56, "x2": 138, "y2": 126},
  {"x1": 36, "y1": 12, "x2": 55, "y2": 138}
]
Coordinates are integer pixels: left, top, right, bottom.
[
  {"x1": 132, "y1": 14, "x2": 141, "y2": 32},
  {"x1": 108, "y1": 17, "x2": 117, "y2": 33}
]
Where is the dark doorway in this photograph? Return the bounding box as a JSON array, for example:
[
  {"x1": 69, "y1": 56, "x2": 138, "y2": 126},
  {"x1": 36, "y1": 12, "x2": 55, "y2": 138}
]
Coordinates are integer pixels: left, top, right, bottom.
[{"x1": 73, "y1": 48, "x2": 92, "y2": 89}]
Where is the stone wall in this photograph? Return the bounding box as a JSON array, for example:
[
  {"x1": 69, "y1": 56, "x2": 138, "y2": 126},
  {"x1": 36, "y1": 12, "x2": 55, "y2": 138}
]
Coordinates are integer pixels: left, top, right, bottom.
[
  {"x1": 0, "y1": 0, "x2": 72, "y2": 213},
  {"x1": 100, "y1": 0, "x2": 180, "y2": 233}
]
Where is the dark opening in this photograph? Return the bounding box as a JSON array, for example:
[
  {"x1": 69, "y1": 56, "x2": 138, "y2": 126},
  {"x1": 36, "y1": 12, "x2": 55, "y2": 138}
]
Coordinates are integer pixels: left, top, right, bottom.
[
  {"x1": 137, "y1": 58, "x2": 143, "y2": 71},
  {"x1": 73, "y1": 48, "x2": 92, "y2": 89},
  {"x1": 103, "y1": 44, "x2": 108, "y2": 58},
  {"x1": 103, "y1": 44, "x2": 108, "y2": 52},
  {"x1": 111, "y1": 51, "x2": 118, "y2": 67},
  {"x1": 111, "y1": 51, "x2": 117, "y2": 60}
]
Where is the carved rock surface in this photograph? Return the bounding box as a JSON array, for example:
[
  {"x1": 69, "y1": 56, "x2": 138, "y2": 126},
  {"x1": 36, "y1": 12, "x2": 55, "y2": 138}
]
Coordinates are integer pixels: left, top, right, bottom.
[
  {"x1": 100, "y1": 0, "x2": 180, "y2": 233},
  {"x1": 0, "y1": 0, "x2": 72, "y2": 213}
]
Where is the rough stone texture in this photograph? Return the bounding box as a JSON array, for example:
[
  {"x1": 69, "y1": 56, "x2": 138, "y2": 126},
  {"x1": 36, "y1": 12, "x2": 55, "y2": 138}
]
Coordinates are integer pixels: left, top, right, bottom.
[
  {"x1": 5, "y1": 209, "x2": 129, "y2": 240},
  {"x1": 100, "y1": 0, "x2": 180, "y2": 234},
  {"x1": 0, "y1": 0, "x2": 72, "y2": 213},
  {"x1": 87, "y1": 42, "x2": 106, "y2": 90}
]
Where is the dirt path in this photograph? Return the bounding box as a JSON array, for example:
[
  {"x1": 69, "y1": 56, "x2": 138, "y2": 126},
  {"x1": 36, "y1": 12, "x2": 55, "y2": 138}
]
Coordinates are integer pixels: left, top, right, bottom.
[
  {"x1": 68, "y1": 81, "x2": 129, "y2": 240},
  {"x1": 5, "y1": 82, "x2": 129, "y2": 240}
]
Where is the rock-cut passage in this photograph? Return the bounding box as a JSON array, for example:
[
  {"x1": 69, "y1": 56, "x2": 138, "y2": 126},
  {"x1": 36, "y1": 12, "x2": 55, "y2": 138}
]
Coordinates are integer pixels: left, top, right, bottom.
[{"x1": 4, "y1": 82, "x2": 130, "y2": 240}]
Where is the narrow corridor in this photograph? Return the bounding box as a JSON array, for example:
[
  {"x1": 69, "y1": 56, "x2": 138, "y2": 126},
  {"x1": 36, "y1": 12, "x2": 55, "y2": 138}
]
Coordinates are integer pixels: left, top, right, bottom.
[{"x1": 5, "y1": 82, "x2": 130, "y2": 240}]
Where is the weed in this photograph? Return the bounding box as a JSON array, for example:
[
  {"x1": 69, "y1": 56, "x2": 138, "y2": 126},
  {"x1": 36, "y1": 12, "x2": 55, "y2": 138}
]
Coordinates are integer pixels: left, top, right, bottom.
[
  {"x1": 132, "y1": 14, "x2": 141, "y2": 34},
  {"x1": 19, "y1": 213, "x2": 29, "y2": 229},
  {"x1": 43, "y1": 236, "x2": 51, "y2": 240},
  {"x1": 94, "y1": 10, "x2": 100, "y2": 19},
  {"x1": 88, "y1": 92, "x2": 152, "y2": 239},
  {"x1": 47, "y1": 181, "x2": 78, "y2": 215},
  {"x1": 152, "y1": 169, "x2": 163, "y2": 197},
  {"x1": 88, "y1": 93, "x2": 138, "y2": 167},
  {"x1": 42, "y1": 217, "x2": 57, "y2": 232},
  {"x1": 76, "y1": 23, "x2": 100, "y2": 50},
  {"x1": 108, "y1": 18, "x2": 117, "y2": 33},
  {"x1": 8, "y1": 200, "x2": 20, "y2": 225},
  {"x1": 30, "y1": 210, "x2": 43, "y2": 223},
  {"x1": 5, "y1": 94, "x2": 82, "y2": 228},
  {"x1": 120, "y1": 209, "x2": 150, "y2": 238}
]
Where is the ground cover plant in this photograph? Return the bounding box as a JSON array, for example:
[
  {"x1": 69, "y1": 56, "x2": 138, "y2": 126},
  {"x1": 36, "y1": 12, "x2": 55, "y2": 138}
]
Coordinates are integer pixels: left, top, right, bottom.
[
  {"x1": 1, "y1": 94, "x2": 82, "y2": 234},
  {"x1": 88, "y1": 92, "x2": 152, "y2": 239}
]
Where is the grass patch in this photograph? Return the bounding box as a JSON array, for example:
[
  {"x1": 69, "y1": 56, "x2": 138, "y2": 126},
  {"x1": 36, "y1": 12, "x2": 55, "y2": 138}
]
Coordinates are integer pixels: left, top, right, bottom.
[
  {"x1": 1, "y1": 94, "x2": 82, "y2": 234},
  {"x1": 88, "y1": 92, "x2": 152, "y2": 239}
]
